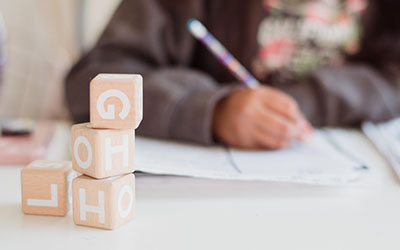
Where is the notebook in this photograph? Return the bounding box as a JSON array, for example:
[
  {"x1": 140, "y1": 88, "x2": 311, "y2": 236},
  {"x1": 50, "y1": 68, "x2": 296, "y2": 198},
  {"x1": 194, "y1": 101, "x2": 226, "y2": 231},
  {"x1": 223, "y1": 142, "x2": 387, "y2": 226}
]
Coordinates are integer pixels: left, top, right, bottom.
[
  {"x1": 135, "y1": 130, "x2": 364, "y2": 185},
  {"x1": 0, "y1": 120, "x2": 55, "y2": 165}
]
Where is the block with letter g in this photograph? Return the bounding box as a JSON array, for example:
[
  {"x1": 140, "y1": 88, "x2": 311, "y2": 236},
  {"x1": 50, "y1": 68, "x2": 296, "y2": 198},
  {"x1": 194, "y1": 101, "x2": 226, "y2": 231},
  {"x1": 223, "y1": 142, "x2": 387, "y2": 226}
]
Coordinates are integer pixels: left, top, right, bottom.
[{"x1": 90, "y1": 74, "x2": 143, "y2": 130}]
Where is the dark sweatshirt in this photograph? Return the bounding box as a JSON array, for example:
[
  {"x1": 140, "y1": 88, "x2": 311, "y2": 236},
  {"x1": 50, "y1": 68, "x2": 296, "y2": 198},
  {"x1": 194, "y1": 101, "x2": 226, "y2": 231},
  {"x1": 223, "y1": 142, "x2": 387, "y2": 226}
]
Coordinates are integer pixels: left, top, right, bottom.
[{"x1": 65, "y1": 0, "x2": 400, "y2": 145}]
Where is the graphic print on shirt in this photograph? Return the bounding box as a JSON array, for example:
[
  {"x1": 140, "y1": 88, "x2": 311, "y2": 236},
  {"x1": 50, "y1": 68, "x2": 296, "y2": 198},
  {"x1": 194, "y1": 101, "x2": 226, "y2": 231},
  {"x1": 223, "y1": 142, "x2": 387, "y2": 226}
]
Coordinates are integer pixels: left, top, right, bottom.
[{"x1": 252, "y1": 0, "x2": 367, "y2": 83}]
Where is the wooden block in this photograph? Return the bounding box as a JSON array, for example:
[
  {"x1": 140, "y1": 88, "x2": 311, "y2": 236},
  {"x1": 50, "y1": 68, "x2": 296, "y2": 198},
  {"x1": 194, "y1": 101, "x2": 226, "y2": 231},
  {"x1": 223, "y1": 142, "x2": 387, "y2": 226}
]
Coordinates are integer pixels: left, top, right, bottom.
[
  {"x1": 71, "y1": 123, "x2": 135, "y2": 179},
  {"x1": 72, "y1": 173, "x2": 135, "y2": 230},
  {"x1": 21, "y1": 160, "x2": 74, "y2": 216},
  {"x1": 90, "y1": 73, "x2": 143, "y2": 129}
]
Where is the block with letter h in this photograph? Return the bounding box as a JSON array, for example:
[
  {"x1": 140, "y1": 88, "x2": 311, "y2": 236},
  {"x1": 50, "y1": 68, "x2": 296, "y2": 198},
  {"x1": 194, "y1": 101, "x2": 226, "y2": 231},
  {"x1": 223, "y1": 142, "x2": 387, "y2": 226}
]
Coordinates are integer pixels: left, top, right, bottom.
[
  {"x1": 21, "y1": 160, "x2": 75, "y2": 216},
  {"x1": 72, "y1": 174, "x2": 135, "y2": 230},
  {"x1": 71, "y1": 73, "x2": 142, "y2": 230},
  {"x1": 71, "y1": 123, "x2": 135, "y2": 179}
]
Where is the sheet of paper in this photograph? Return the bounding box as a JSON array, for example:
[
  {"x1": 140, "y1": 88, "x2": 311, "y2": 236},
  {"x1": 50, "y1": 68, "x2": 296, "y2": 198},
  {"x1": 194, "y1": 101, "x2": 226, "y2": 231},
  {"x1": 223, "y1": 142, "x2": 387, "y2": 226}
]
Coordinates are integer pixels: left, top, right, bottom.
[
  {"x1": 135, "y1": 130, "x2": 363, "y2": 185},
  {"x1": 135, "y1": 137, "x2": 237, "y2": 179},
  {"x1": 229, "y1": 131, "x2": 363, "y2": 184},
  {"x1": 362, "y1": 118, "x2": 400, "y2": 179}
]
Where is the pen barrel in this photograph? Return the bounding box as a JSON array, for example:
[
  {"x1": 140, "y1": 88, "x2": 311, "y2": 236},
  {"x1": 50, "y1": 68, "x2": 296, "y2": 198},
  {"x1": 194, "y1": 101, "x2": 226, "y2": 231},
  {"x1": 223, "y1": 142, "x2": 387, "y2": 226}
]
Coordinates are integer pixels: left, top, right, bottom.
[
  {"x1": 189, "y1": 19, "x2": 259, "y2": 88},
  {"x1": 199, "y1": 33, "x2": 259, "y2": 88}
]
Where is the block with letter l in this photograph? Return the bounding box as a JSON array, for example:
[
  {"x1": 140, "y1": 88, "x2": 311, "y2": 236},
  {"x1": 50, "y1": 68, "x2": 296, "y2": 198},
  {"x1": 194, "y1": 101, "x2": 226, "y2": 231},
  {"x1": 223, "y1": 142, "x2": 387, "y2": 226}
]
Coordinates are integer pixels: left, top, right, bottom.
[
  {"x1": 21, "y1": 160, "x2": 74, "y2": 216},
  {"x1": 72, "y1": 174, "x2": 135, "y2": 230},
  {"x1": 90, "y1": 73, "x2": 143, "y2": 130},
  {"x1": 71, "y1": 123, "x2": 134, "y2": 179}
]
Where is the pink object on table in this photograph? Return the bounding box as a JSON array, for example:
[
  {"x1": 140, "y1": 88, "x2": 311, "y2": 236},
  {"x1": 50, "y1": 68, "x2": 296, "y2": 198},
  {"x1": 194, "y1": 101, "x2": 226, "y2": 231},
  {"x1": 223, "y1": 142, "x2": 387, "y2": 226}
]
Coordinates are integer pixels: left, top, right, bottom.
[{"x1": 0, "y1": 121, "x2": 55, "y2": 165}]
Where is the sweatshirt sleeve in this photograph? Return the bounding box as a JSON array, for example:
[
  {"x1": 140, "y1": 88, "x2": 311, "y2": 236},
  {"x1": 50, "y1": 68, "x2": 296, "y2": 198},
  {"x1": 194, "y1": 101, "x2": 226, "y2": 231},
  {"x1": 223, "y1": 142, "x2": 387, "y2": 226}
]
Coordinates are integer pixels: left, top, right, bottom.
[{"x1": 65, "y1": 0, "x2": 238, "y2": 145}]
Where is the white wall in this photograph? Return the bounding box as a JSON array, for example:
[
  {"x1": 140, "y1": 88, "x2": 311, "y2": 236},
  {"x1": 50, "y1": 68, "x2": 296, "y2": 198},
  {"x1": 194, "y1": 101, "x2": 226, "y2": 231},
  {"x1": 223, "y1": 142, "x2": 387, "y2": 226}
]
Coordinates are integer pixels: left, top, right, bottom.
[
  {"x1": 81, "y1": 0, "x2": 122, "y2": 50},
  {"x1": 0, "y1": 0, "x2": 122, "y2": 119}
]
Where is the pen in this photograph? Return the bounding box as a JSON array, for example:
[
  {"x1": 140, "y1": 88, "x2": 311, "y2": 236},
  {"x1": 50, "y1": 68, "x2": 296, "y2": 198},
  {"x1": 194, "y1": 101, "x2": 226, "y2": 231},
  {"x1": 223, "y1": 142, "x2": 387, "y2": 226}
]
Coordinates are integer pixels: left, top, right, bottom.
[{"x1": 187, "y1": 19, "x2": 260, "y2": 89}]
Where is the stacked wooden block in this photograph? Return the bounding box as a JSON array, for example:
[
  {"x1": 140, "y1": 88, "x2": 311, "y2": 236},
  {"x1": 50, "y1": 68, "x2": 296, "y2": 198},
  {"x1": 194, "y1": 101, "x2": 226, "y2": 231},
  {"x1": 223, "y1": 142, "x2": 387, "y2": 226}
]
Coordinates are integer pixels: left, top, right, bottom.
[
  {"x1": 72, "y1": 74, "x2": 142, "y2": 229},
  {"x1": 21, "y1": 74, "x2": 143, "y2": 230}
]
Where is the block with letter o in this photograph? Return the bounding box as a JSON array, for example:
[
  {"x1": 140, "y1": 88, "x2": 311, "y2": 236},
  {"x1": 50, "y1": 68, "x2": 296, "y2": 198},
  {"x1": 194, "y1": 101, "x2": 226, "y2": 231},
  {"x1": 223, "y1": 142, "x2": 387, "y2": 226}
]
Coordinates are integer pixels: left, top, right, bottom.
[
  {"x1": 71, "y1": 123, "x2": 135, "y2": 179},
  {"x1": 72, "y1": 174, "x2": 135, "y2": 230}
]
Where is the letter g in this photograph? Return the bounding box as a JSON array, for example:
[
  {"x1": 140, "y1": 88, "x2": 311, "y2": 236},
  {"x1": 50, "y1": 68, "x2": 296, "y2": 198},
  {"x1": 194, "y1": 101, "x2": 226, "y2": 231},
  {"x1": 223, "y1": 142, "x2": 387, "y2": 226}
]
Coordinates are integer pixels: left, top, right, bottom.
[{"x1": 97, "y1": 89, "x2": 130, "y2": 120}]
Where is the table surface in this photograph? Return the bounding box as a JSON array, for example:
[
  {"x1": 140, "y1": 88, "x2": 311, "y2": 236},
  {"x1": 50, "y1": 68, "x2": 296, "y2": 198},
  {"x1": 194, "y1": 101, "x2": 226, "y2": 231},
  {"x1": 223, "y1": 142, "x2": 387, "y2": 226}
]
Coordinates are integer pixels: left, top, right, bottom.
[{"x1": 2, "y1": 125, "x2": 400, "y2": 250}]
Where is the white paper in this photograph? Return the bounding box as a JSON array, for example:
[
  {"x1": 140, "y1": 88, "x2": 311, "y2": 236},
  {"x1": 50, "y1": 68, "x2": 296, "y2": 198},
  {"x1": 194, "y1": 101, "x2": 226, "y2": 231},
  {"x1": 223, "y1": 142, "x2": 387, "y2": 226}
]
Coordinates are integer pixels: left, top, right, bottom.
[
  {"x1": 362, "y1": 118, "x2": 400, "y2": 179},
  {"x1": 135, "y1": 130, "x2": 363, "y2": 185}
]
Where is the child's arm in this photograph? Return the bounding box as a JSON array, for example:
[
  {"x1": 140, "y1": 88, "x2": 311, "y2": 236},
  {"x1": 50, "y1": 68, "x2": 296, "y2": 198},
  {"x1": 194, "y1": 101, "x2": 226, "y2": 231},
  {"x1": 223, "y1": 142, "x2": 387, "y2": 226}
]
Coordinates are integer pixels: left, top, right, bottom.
[{"x1": 66, "y1": 0, "x2": 239, "y2": 145}]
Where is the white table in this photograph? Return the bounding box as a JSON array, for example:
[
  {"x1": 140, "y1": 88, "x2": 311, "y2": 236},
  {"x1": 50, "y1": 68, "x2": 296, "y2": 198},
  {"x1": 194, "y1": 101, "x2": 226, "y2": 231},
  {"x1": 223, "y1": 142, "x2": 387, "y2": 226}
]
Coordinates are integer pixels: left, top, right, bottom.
[{"x1": 2, "y1": 126, "x2": 400, "y2": 250}]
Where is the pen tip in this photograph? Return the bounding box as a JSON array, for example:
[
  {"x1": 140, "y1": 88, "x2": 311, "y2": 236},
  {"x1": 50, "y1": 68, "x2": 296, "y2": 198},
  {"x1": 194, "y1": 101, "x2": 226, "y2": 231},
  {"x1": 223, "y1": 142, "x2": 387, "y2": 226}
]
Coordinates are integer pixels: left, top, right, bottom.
[
  {"x1": 186, "y1": 18, "x2": 206, "y2": 38},
  {"x1": 187, "y1": 18, "x2": 196, "y2": 28}
]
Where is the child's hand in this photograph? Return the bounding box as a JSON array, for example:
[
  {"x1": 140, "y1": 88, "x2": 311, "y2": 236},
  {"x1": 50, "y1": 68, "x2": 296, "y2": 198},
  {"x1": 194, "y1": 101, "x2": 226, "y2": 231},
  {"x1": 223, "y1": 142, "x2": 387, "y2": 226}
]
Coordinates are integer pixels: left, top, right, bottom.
[{"x1": 212, "y1": 86, "x2": 313, "y2": 149}]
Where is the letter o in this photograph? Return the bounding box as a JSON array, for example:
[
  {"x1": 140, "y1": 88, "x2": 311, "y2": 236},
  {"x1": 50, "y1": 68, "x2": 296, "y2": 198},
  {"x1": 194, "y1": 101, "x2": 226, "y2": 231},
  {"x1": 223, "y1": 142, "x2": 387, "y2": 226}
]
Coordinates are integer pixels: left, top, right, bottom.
[
  {"x1": 73, "y1": 136, "x2": 93, "y2": 169},
  {"x1": 118, "y1": 185, "x2": 134, "y2": 218}
]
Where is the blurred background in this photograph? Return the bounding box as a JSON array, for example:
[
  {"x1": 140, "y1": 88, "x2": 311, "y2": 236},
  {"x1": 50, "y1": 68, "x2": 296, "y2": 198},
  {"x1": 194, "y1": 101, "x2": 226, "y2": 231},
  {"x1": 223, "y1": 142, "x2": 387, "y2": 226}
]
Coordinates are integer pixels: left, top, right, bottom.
[{"x1": 0, "y1": 0, "x2": 122, "y2": 120}]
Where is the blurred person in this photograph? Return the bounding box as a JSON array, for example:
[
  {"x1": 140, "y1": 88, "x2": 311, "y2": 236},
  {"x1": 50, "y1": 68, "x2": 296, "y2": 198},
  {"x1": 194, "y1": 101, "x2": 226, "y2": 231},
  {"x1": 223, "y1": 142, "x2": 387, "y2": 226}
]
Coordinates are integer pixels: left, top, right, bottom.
[{"x1": 66, "y1": 0, "x2": 400, "y2": 149}]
